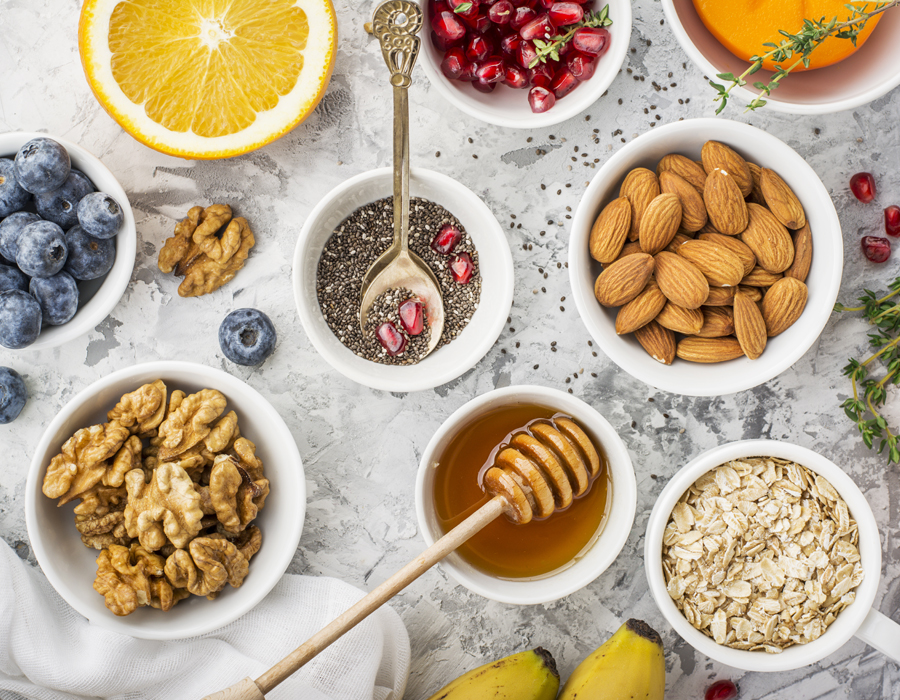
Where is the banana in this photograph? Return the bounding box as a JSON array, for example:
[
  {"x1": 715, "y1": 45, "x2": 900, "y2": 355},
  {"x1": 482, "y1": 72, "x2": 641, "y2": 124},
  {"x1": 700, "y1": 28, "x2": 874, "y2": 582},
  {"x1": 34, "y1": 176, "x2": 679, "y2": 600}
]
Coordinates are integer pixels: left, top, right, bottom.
[
  {"x1": 425, "y1": 648, "x2": 560, "y2": 700},
  {"x1": 559, "y1": 618, "x2": 666, "y2": 700}
]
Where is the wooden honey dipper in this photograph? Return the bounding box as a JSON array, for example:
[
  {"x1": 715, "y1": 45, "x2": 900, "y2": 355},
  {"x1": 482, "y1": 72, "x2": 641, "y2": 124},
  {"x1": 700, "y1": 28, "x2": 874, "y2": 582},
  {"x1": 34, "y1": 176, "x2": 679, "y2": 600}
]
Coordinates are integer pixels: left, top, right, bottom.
[{"x1": 203, "y1": 415, "x2": 603, "y2": 700}]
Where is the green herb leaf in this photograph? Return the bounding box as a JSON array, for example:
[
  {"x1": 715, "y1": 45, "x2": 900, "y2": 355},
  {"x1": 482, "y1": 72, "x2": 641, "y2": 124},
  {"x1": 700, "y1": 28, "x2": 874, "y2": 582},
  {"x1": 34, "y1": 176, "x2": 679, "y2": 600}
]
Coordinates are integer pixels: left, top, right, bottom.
[{"x1": 453, "y1": 2, "x2": 472, "y2": 12}]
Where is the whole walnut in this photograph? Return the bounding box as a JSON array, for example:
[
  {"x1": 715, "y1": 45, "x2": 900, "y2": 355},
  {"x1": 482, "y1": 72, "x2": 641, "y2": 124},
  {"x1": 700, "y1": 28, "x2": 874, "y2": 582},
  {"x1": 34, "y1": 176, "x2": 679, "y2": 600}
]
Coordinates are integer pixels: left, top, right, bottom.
[
  {"x1": 124, "y1": 462, "x2": 203, "y2": 550},
  {"x1": 43, "y1": 422, "x2": 130, "y2": 505},
  {"x1": 164, "y1": 537, "x2": 250, "y2": 598},
  {"x1": 93, "y1": 543, "x2": 169, "y2": 616}
]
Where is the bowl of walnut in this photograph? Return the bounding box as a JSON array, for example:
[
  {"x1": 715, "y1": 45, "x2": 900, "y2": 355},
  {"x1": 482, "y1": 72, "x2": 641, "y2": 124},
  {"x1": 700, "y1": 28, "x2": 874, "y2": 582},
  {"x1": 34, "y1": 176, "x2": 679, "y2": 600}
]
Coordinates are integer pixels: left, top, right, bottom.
[
  {"x1": 644, "y1": 440, "x2": 900, "y2": 671},
  {"x1": 24, "y1": 361, "x2": 305, "y2": 640}
]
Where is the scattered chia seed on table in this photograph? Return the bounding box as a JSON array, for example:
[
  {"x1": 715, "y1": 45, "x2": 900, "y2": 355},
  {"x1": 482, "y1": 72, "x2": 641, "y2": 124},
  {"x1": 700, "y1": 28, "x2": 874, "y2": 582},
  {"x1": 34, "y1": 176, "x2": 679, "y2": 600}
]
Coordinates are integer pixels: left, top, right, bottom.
[
  {"x1": 317, "y1": 196, "x2": 482, "y2": 365},
  {"x1": 364, "y1": 288, "x2": 432, "y2": 365}
]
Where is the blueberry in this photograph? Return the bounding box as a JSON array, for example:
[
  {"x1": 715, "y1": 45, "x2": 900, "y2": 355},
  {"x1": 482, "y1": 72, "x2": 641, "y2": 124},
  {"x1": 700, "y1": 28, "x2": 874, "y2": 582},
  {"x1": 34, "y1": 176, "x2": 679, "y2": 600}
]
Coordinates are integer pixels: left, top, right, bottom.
[
  {"x1": 29, "y1": 271, "x2": 78, "y2": 326},
  {"x1": 0, "y1": 159, "x2": 32, "y2": 217},
  {"x1": 16, "y1": 221, "x2": 67, "y2": 278},
  {"x1": 35, "y1": 170, "x2": 95, "y2": 229},
  {"x1": 218, "y1": 308, "x2": 277, "y2": 366},
  {"x1": 0, "y1": 290, "x2": 42, "y2": 349},
  {"x1": 15, "y1": 138, "x2": 70, "y2": 194},
  {"x1": 77, "y1": 191, "x2": 124, "y2": 239},
  {"x1": 63, "y1": 225, "x2": 115, "y2": 280},
  {"x1": 0, "y1": 367, "x2": 26, "y2": 424},
  {"x1": 0, "y1": 264, "x2": 28, "y2": 293},
  {"x1": 0, "y1": 212, "x2": 41, "y2": 262}
]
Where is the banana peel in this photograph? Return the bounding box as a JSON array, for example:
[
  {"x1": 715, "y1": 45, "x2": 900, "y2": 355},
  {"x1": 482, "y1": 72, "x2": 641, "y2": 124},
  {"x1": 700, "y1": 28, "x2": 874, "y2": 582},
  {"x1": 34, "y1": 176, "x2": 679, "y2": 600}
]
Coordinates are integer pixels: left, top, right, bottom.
[{"x1": 425, "y1": 648, "x2": 560, "y2": 700}]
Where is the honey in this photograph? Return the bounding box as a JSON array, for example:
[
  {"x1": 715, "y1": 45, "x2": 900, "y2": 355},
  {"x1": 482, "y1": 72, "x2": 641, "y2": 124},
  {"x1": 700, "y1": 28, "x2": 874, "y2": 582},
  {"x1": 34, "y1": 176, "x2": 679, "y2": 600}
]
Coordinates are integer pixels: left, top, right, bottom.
[{"x1": 432, "y1": 403, "x2": 611, "y2": 579}]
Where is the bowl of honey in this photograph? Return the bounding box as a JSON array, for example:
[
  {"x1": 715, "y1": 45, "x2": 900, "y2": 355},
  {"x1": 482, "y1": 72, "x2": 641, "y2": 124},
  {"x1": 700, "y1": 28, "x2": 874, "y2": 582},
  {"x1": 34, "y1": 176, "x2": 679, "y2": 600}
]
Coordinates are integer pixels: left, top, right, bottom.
[{"x1": 414, "y1": 385, "x2": 637, "y2": 605}]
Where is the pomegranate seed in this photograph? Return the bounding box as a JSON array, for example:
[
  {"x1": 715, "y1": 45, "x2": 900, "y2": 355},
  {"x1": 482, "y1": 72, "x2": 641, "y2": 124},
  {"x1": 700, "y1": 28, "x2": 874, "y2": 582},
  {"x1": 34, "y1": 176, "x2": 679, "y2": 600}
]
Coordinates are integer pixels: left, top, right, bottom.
[
  {"x1": 398, "y1": 299, "x2": 425, "y2": 336},
  {"x1": 567, "y1": 51, "x2": 595, "y2": 80},
  {"x1": 441, "y1": 47, "x2": 467, "y2": 80},
  {"x1": 550, "y1": 67, "x2": 578, "y2": 98},
  {"x1": 862, "y1": 235, "x2": 891, "y2": 262},
  {"x1": 572, "y1": 26, "x2": 610, "y2": 56},
  {"x1": 475, "y1": 56, "x2": 505, "y2": 82},
  {"x1": 376, "y1": 322, "x2": 408, "y2": 356},
  {"x1": 517, "y1": 40, "x2": 538, "y2": 68},
  {"x1": 548, "y1": 2, "x2": 582, "y2": 25},
  {"x1": 488, "y1": 0, "x2": 514, "y2": 24},
  {"x1": 466, "y1": 34, "x2": 493, "y2": 62},
  {"x1": 430, "y1": 29, "x2": 462, "y2": 51},
  {"x1": 528, "y1": 85, "x2": 556, "y2": 113},
  {"x1": 511, "y1": 6, "x2": 537, "y2": 29},
  {"x1": 500, "y1": 33, "x2": 522, "y2": 55},
  {"x1": 705, "y1": 680, "x2": 738, "y2": 700},
  {"x1": 538, "y1": 0, "x2": 554, "y2": 8},
  {"x1": 458, "y1": 60, "x2": 478, "y2": 81},
  {"x1": 463, "y1": 11, "x2": 492, "y2": 32},
  {"x1": 528, "y1": 62, "x2": 554, "y2": 87},
  {"x1": 850, "y1": 172, "x2": 877, "y2": 203},
  {"x1": 503, "y1": 62, "x2": 528, "y2": 88},
  {"x1": 430, "y1": 0, "x2": 450, "y2": 15},
  {"x1": 472, "y1": 78, "x2": 496, "y2": 92},
  {"x1": 519, "y1": 13, "x2": 555, "y2": 40},
  {"x1": 449, "y1": 252, "x2": 475, "y2": 283},
  {"x1": 432, "y1": 224, "x2": 463, "y2": 254},
  {"x1": 432, "y1": 11, "x2": 467, "y2": 42},
  {"x1": 885, "y1": 205, "x2": 900, "y2": 237}
]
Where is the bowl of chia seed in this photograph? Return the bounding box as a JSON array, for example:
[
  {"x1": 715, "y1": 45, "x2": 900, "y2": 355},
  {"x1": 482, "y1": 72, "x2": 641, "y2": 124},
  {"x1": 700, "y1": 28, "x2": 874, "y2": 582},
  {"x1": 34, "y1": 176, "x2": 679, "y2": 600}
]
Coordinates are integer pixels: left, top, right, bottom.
[{"x1": 293, "y1": 167, "x2": 513, "y2": 392}]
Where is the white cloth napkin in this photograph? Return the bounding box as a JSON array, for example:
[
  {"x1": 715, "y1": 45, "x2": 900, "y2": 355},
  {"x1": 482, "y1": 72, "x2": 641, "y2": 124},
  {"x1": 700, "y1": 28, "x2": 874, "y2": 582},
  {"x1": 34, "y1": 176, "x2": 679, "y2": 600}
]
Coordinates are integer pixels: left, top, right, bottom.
[{"x1": 0, "y1": 539, "x2": 410, "y2": 700}]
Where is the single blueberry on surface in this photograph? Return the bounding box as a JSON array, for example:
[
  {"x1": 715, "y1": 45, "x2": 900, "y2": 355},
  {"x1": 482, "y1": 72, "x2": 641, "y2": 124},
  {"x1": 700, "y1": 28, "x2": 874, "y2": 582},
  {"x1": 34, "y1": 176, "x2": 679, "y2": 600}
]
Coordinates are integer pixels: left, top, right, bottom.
[
  {"x1": 0, "y1": 367, "x2": 27, "y2": 424},
  {"x1": 0, "y1": 159, "x2": 32, "y2": 217},
  {"x1": 77, "y1": 192, "x2": 124, "y2": 239},
  {"x1": 16, "y1": 221, "x2": 67, "y2": 278},
  {"x1": 63, "y1": 225, "x2": 115, "y2": 280},
  {"x1": 29, "y1": 271, "x2": 78, "y2": 326},
  {"x1": 0, "y1": 212, "x2": 41, "y2": 262},
  {"x1": 14, "y1": 138, "x2": 70, "y2": 194},
  {"x1": 0, "y1": 264, "x2": 29, "y2": 293},
  {"x1": 0, "y1": 290, "x2": 42, "y2": 349},
  {"x1": 218, "y1": 308, "x2": 277, "y2": 366},
  {"x1": 35, "y1": 170, "x2": 95, "y2": 229}
]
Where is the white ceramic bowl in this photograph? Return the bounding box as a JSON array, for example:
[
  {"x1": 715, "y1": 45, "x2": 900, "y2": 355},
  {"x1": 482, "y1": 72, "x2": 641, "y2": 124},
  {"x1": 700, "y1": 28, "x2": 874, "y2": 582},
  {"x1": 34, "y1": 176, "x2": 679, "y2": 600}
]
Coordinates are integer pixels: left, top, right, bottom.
[
  {"x1": 0, "y1": 131, "x2": 136, "y2": 350},
  {"x1": 569, "y1": 118, "x2": 843, "y2": 397},
  {"x1": 661, "y1": 0, "x2": 900, "y2": 114},
  {"x1": 415, "y1": 385, "x2": 636, "y2": 605},
  {"x1": 418, "y1": 0, "x2": 632, "y2": 128},
  {"x1": 24, "y1": 361, "x2": 306, "y2": 640},
  {"x1": 293, "y1": 167, "x2": 514, "y2": 392},
  {"x1": 644, "y1": 440, "x2": 900, "y2": 671}
]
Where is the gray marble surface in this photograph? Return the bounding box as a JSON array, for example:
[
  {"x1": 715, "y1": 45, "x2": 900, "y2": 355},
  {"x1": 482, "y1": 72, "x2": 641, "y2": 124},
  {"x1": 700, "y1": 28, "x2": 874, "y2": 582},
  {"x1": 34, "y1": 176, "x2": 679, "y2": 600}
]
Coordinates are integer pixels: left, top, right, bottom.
[{"x1": 1, "y1": 0, "x2": 899, "y2": 697}]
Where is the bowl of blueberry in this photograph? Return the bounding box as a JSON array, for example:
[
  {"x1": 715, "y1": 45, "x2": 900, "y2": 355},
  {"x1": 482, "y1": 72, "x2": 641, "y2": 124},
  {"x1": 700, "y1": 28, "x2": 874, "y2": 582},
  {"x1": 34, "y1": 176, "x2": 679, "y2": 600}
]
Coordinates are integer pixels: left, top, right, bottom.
[{"x1": 0, "y1": 132, "x2": 136, "y2": 351}]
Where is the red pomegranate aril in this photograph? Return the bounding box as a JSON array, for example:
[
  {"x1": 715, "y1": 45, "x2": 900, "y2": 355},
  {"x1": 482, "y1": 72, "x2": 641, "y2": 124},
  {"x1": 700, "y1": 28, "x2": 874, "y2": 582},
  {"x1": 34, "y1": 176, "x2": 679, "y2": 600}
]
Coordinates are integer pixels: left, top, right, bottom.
[
  {"x1": 431, "y1": 223, "x2": 463, "y2": 255},
  {"x1": 472, "y1": 77, "x2": 497, "y2": 92},
  {"x1": 500, "y1": 33, "x2": 522, "y2": 54},
  {"x1": 488, "y1": 0, "x2": 514, "y2": 24},
  {"x1": 448, "y1": 0, "x2": 479, "y2": 16},
  {"x1": 449, "y1": 252, "x2": 475, "y2": 283},
  {"x1": 430, "y1": 0, "x2": 450, "y2": 15},
  {"x1": 517, "y1": 40, "x2": 538, "y2": 68},
  {"x1": 458, "y1": 60, "x2": 478, "y2": 81},
  {"x1": 475, "y1": 57, "x2": 505, "y2": 82},
  {"x1": 850, "y1": 172, "x2": 877, "y2": 203},
  {"x1": 538, "y1": 0, "x2": 554, "y2": 8},
  {"x1": 466, "y1": 34, "x2": 493, "y2": 62},
  {"x1": 441, "y1": 47, "x2": 467, "y2": 80},
  {"x1": 463, "y1": 11, "x2": 492, "y2": 32},
  {"x1": 511, "y1": 6, "x2": 537, "y2": 29},
  {"x1": 885, "y1": 205, "x2": 900, "y2": 237},
  {"x1": 548, "y1": 1, "x2": 583, "y2": 25},
  {"x1": 376, "y1": 322, "x2": 408, "y2": 356},
  {"x1": 528, "y1": 62, "x2": 553, "y2": 87},
  {"x1": 520, "y1": 13, "x2": 555, "y2": 40},
  {"x1": 862, "y1": 235, "x2": 891, "y2": 263},
  {"x1": 550, "y1": 67, "x2": 578, "y2": 98},
  {"x1": 432, "y1": 11, "x2": 467, "y2": 42},
  {"x1": 398, "y1": 299, "x2": 425, "y2": 336},
  {"x1": 567, "y1": 51, "x2": 595, "y2": 80},
  {"x1": 503, "y1": 62, "x2": 529, "y2": 88},
  {"x1": 572, "y1": 26, "x2": 610, "y2": 56},
  {"x1": 705, "y1": 680, "x2": 738, "y2": 700},
  {"x1": 430, "y1": 29, "x2": 463, "y2": 51},
  {"x1": 528, "y1": 85, "x2": 556, "y2": 112}
]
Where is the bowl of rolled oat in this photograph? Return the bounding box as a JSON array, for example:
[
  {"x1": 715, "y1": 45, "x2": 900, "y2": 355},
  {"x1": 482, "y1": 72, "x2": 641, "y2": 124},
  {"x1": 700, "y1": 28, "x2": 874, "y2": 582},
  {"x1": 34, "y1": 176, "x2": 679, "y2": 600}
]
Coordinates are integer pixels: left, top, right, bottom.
[{"x1": 644, "y1": 440, "x2": 900, "y2": 671}]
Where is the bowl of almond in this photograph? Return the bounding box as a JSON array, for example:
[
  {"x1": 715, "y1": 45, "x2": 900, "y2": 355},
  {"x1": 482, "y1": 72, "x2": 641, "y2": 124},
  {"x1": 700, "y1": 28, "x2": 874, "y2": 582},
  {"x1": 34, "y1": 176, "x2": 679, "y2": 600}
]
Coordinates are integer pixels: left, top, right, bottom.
[{"x1": 568, "y1": 118, "x2": 842, "y2": 396}]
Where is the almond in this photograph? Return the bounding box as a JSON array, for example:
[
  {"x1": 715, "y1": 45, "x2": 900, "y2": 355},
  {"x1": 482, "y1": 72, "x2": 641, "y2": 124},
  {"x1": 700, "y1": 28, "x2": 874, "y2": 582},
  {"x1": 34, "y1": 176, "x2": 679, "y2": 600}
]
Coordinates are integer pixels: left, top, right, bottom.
[
  {"x1": 589, "y1": 196, "x2": 632, "y2": 263},
  {"x1": 696, "y1": 306, "x2": 735, "y2": 337},
  {"x1": 704, "y1": 168, "x2": 749, "y2": 235},
  {"x1": 761, "y1": 277, "x2": 808, "y2": 337},
  {"x1": 747, "y1": 162, "x2": 766, "y2": 205},
  {"x1": 639, "y1": 193, "x2": 682, "y2": 254},
  {"x1": 784, "y1": 222, "x2": 812, "y2": 282},
  {"x1": 740, "y1": 203, "x2": 795, "y2": 273},
  {"x1": 738, "y1": 285, "x2": 763, "y2": 302},
  {"x1": 660, "y1": 170, "x2": 708, "y2": 232},
  {"x1": 594, "y1": 253, "x2": 655, "y2": 307},
  {"x1": 733, "y1": 290, "x2": 767, "y2": 359},
  {"x1": 697, "y1": 221, "x2": 723, "y2": 235},
  {"x1": 616, "y1": 279, "x2": 666, "y2": 334},
  {"x1": 676, "y1": 336, "x2": 745, "y2": 363},
  {"x1": 620, "y1": 168, "x2": 660, "y2": 241},
  {"x1": 704, "y1": 286, "x2": 736, "y2": 306},
  {"x1": 657, "y1": 153, "x2": 707, "y2": 194},
  {"x1": 610, "y1": 240, "x2": 643, "y2": 264},
  {"x1": 665, "y1": 232, "x2": 693, "y2": 254},
  {"x1": 634, "y1": 320, "x2": 676, "y2": 365},
  {"x1": 697, "y1": 232, "x2": 756, "y2": 276},
  {"x1": 760, "y1": 168, "x2": 806, "y2": 229},
  {"x1": 701, "y1": 141, "x2": 753, "y2": 197},
  {"x1": 741, "y1": 266, "x2": 783, "y2": 287},
  {"x1": 655, "y1": 302, "x2": 704, "y2": 334},
  {"x1": 676, "y1": 239, "x2": 744, "y2": 288},
  {"x1": 654, "y1": 251, "x2": 709, "y2": 309}
]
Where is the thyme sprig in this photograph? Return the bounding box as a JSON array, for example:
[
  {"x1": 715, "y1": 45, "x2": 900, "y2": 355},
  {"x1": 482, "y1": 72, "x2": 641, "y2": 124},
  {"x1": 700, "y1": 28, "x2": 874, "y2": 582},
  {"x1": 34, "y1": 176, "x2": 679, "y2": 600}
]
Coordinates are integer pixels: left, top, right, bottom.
[
  {"x1": 529, "y1": 5, "x2": 612, "y2": 69},
  {"x1": 711, "y1": 1, "x2": 900, "y2": 114},
  {"x1": 835, "y1": 276, "x2": 900, "y2": 463}
]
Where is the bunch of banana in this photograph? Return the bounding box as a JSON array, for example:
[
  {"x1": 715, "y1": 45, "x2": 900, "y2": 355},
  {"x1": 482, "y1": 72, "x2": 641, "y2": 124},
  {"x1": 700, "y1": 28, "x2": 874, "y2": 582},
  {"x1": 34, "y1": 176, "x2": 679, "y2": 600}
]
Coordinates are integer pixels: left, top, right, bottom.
[{"x1": 424, "y1": 648, "x2": 560, "y2": 700}]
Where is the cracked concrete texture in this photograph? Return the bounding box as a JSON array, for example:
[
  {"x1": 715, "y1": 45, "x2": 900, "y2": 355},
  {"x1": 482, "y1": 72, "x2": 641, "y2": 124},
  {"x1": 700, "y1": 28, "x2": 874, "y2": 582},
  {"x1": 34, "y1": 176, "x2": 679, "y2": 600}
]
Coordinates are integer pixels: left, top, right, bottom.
[{"x1": 1, "y1": 0, "x2": 899, "y2": 698}]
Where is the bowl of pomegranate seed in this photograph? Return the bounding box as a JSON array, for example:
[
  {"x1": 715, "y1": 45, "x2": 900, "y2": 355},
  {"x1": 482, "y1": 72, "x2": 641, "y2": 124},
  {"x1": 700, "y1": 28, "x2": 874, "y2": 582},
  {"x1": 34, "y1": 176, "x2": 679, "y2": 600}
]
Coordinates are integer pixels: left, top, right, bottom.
[{"x1": 420, "y1": 0, "x2": 631, "y2": 127}]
